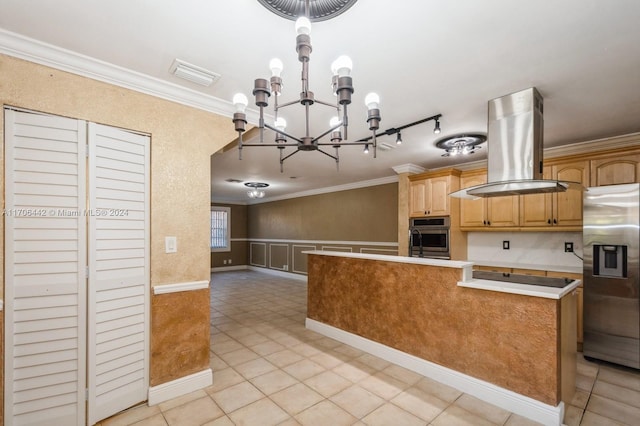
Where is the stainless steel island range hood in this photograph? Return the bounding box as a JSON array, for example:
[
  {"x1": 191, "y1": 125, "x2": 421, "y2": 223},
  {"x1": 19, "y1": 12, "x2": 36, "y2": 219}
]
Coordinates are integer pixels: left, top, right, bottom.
[{"x1": 451, "y1": 87, "x2": 581, "y2": 199}]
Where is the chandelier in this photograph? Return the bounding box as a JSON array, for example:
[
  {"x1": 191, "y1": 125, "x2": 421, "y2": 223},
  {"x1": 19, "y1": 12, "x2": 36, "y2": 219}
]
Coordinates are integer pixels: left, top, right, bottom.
[
  {"x1": 232, "y1": 0, "x2": 443, "y2": 172},
  {"x1": 231, "y1": 0, "x2": 384, "y2": 172}
]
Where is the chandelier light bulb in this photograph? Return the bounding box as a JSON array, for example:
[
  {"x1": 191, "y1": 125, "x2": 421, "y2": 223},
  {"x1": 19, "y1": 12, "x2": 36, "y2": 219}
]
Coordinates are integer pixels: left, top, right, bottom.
[
  {"x1": 329, "y1": 116, "x2": 341, "y2": 128},
  {"x1": 269, "y1": 58, "x2": 284, "y2": 77},
  {"x1": 232, "y1": 93, "x2": 248, "y2": 113},
  {"x1": 331, "y1": 55, "x2": 353, "y2": 77},
  {"x1": 274, "y1": 117, "x2": 287, "y2": 131},
  {"x1": 365, "y1": 92, "x2": 380, "y2": 110},
  {"x1": 295, "y1": 16, "x2": 312, "y2": 35}
]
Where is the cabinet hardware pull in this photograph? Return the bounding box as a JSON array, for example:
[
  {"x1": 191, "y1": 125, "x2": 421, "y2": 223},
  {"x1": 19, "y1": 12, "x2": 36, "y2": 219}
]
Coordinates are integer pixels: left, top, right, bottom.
[
  {"x1": 547, "y1": 219, "x2": 551, "y2": 224},
  {"x1": 553, "y1": 218, "x2": 557, "y2": 224}
]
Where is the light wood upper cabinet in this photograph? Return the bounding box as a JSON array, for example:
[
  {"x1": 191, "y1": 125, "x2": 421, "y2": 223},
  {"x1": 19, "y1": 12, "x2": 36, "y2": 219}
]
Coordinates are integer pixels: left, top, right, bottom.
[
  {"x1": 520, "y1": 160, "x2": 588, "y2": 228},
  {"x1": 409, "y1": 179, "x2": 427, "y2": 217},
  {"x1": 459, "y1": 172, "x2": 486, "y2": 227},
  {"x1": 554, "y1": 161, "x2": 588, "y2": 225},
  {"x1": 590, "y1": 152, "x2": 640, "y2": 186},
  {"x1": 459, "y1": 170, "x2": 519, "y2": 228},
  {"x1": 409, "y1": 170, "x2": 459, "y2": 217}
]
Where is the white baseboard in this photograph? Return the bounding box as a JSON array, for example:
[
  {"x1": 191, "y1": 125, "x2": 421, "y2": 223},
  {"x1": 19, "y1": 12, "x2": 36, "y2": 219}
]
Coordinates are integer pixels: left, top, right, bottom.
[
  {"x1": 306, "y1": 319, "x2": 564, "y2": 426},
  {"x1": 247, "y1": 265, "x2": 307, "y2": 282},
  {"x1": 148, "y1": 368, "x2": 213, "y2": 406}
]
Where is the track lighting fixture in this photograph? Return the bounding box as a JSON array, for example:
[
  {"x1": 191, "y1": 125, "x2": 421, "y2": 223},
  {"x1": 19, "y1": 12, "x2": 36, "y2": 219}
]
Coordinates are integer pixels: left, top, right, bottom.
[
  {"x1": 434, "y1": 118, "x2": 441, "y2": 134},
  {"x1": 396, "y1": 132, "x2": 402, "y2": 145},
  {"x1": 364, "y1": 144, "x2": 369, "y2": 154}
]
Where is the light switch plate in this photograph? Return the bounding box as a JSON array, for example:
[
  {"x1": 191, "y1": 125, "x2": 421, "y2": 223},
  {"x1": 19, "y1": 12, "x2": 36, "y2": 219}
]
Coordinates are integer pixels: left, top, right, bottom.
[{"x1": 165, "y1": 236, "x2": 177, "y2": 253}]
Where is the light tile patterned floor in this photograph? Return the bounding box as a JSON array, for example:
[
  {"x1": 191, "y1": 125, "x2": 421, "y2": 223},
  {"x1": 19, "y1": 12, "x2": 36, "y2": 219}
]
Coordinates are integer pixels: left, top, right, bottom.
[{"x1": 100, "y1": 270, "x2": 640, "y2": 426}]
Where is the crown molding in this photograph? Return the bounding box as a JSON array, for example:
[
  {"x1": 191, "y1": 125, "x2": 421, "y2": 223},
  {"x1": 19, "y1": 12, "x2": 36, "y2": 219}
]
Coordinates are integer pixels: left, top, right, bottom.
[
  {"x1": 234, "y1": 175, "x2": 399, "y2": 205},
  {"x1": 0, "y1": 28, "x2": 264, "y2": 124},
  {"x1": 544, "y1": 132, "x2": 640, "y2": 158},
  {"x1": 391, "y1": 163, "x2": 426, "y2": 175},
  {"x1": 431, "y1": 131, "x2": 640, "y2": 173}
]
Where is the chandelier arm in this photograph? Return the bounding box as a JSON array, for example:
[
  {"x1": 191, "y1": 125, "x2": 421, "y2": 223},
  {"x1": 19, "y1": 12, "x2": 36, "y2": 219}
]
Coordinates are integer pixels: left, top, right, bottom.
[
  {"x1": 241, "y1": 142, "x2": 299, "y2": 147},
  {"x1": 313, "y1": 99, "x2": 338, "y2": 108},
  {"x1": 264, "y1": 123, "x2": 304, "y2": 143},
  {"x1": 316, "y1": 140, "x2": 367, "y2": 146},
  {"x1": 274, "y1": 99, "x2": 300, "y2": 109},
  {"x1": 280, "y1": 148, "x2": 302, "y2": 163},
  {"x1": 316, "y1": 148, "x2": 339, "y2": 162},
  {"x1": 312, "y1": 123, "x2": 343, "y2": 143}
]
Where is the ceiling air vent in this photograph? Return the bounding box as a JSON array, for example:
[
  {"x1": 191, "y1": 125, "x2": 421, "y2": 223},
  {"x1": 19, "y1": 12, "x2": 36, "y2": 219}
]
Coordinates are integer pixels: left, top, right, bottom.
[
  {"x1": 377, "y1": 142, "x2": 397, "y2": 151},
  {"x1": 169, "y1": 59, "x2": 221, "y2": 87}
]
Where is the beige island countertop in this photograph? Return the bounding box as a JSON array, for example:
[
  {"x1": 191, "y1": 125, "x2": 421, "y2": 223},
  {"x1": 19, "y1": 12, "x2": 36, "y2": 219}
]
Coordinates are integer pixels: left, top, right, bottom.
[{"x1": 304, "y1": 251, "x2": 577, "y2": 426}]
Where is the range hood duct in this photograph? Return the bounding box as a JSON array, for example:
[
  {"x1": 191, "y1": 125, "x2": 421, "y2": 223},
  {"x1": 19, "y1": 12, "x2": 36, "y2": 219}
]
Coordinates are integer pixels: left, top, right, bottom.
[{"x1": 451, "y1": 87, "x2": 581, "y2": 199}]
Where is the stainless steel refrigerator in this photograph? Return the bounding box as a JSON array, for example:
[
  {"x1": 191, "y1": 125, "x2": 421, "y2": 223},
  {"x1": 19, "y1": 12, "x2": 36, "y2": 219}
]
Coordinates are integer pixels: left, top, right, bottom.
[{"x1": 583, "y1": 183, "x2": 640, "y2": 369}]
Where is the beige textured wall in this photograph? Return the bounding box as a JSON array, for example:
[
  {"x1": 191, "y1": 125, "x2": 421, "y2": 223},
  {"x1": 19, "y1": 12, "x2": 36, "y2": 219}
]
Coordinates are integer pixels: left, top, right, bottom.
[
  {"x1": 247, "y1": 183, "x2": 398, "y2": 241},
  {"x1": 397, "y1": 173, "x2": 410, "y2": 256},
  {"x1": 0, "y1": 54, "x2": 236, "y2": 290}
]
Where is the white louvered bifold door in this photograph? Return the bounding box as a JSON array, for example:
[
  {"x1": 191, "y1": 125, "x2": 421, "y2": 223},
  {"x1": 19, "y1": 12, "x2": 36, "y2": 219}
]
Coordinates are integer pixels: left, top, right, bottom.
[
  {"x1": 87, "y1": 123, "x2": 150, "y2": 424},
  {"x1": 4, "y1": 109, "x2": 88, "y2": 426}
]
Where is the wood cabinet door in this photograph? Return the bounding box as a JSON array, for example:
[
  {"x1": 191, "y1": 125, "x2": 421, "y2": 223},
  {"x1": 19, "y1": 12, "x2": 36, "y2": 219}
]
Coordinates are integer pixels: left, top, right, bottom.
[
  {"x1": 409, "y1": 179, "x2": 427, "y2": 217},
  {"x1": 590, "y1": 153, "x2": 640, "y2": 186},
  {"x1": 520, "y1": 166, "x2": 553, "y2": 227},
  {"x1": 554, "y1": 161, "x2": 588, "y2": 226},
  {"x1": 487, "y1": 195, "x2": 520, "y2": 227},
  {"x1": 460, "y1": 173, "x2": 486, "y2": 227},
  {"x1": 428, "y1": 176, "x2": 450, "y2": 216}
]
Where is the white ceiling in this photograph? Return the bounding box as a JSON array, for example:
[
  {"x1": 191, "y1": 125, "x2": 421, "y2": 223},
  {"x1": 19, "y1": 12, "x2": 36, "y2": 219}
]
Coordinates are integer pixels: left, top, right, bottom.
[{"x1": 1, "y1": 0, "x2": 639, "y2": 203}]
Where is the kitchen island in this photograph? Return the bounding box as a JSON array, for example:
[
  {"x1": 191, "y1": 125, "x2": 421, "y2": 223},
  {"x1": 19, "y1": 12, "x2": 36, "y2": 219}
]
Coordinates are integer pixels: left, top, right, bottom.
[{"x1": 305, "y1": 251, "x2": 579, "y2": 426}]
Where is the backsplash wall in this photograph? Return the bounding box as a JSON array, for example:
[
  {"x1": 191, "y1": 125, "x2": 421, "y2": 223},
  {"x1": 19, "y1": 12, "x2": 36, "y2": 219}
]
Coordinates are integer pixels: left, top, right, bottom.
[{"x1": 467, "y1": 232, "x2": 583, "y2": 270}]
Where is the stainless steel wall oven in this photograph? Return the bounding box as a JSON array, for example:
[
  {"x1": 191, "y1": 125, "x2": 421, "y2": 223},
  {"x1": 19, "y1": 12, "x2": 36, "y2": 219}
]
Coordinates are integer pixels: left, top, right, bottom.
[{"x1": 409, "y1": 216, "x2": 450, "y2": 259}]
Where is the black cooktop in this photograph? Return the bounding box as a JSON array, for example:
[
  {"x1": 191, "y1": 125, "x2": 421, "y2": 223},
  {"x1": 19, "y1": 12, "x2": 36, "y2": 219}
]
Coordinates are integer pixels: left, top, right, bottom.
[{"x1": 472, "y1": 270, "x2": 575, "y2": 288}]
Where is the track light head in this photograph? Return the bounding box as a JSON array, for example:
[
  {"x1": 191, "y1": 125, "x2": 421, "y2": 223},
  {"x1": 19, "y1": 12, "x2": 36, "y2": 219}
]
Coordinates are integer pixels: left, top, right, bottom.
[
  {"x1": 396, "y1": 132, "x2": 402, "y2": 145},
  {"x1": 434, "y1": 118, "x2": 441, "y2": 134}
]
